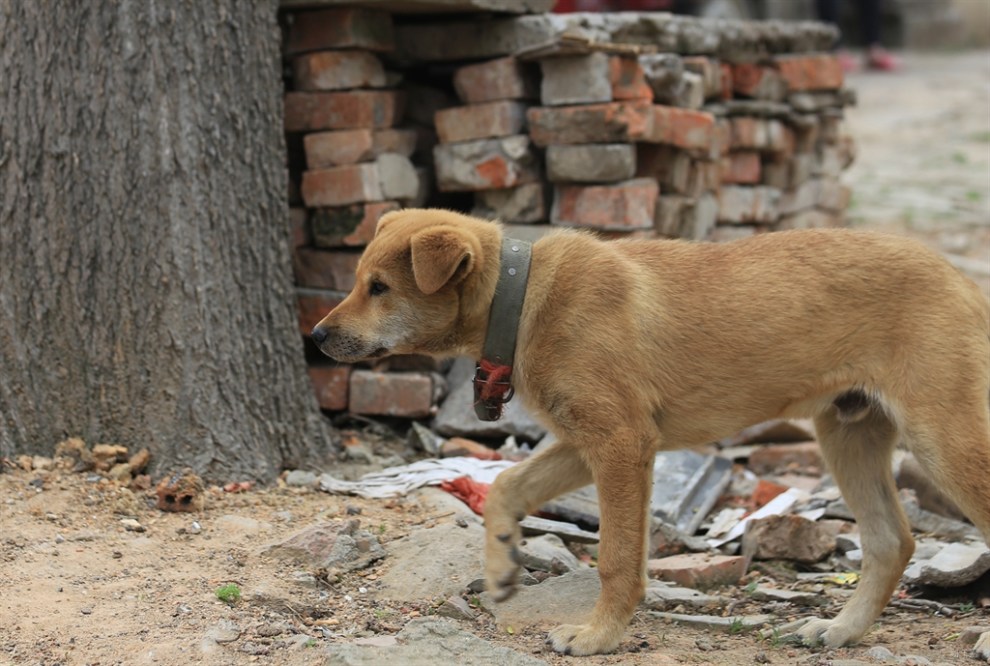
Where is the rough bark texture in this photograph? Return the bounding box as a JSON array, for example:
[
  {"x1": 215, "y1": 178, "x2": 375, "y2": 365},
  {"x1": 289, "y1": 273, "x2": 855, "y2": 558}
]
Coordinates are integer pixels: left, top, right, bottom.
[{"x1": 0, "y1": 2, "x2": 335, "y2": 481}]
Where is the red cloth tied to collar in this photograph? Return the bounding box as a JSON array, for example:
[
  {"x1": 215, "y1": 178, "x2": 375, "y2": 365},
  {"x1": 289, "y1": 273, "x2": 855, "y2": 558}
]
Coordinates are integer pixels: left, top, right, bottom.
[{"x1": 477, "y1": 359, "x2": 513, "y2": 400}]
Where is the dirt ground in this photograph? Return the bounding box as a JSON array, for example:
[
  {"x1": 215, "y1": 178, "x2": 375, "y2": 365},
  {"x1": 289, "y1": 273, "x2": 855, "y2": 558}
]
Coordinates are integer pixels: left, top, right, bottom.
[
  {"x1": 2, "y1": 51, "x2": 989, "y2": 666},
  {"x1": 2, "y1": 458, "x2": 988, "y2": 666}
]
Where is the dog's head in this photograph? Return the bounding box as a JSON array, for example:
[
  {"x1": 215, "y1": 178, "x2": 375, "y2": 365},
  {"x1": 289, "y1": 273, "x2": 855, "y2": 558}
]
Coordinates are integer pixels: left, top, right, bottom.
[{"x1": 310, "y1": 208, "x2": 498, "y2": 363}]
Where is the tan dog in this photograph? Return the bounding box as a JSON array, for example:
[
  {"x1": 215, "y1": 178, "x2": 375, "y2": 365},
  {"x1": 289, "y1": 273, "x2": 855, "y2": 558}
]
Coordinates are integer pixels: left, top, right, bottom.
[{"x1": 311, "y1": 208, "x2": 990, "y2": 658}]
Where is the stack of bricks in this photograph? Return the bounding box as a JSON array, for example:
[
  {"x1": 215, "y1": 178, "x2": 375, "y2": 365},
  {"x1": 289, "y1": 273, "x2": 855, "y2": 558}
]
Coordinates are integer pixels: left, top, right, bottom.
[
  {"x1": 281, "y1": 8, "x2": 855, "y2": 421},
  {"x1": 434, "y1": 58, "x2": 545, "y2": 223},
  {"x1": 528, "y1": 52, "x2": 716, "y2": 235},
  {"x1": 283, "y1": 8, "x2": 439, "y2": 418}
]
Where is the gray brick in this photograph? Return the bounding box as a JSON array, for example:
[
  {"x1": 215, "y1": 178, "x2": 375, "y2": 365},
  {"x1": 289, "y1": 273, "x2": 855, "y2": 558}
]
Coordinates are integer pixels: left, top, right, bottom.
[
  {"x1": 472, "y1": 183, "x2": 547, "y2": 223},
  {"x1": 540, "y1": 53, "x2": 611, "y2": 106},
  {"x1": 546, "y1": 144, "x2": 636, "y2": 183},
  {"x1": 717, "y1": 185, "x2": 781, "y2": 223}
]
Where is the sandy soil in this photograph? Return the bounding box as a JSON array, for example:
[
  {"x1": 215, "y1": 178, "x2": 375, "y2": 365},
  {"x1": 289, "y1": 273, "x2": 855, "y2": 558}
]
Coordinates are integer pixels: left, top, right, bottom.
[{"x1": 2, "y1": 51, "x2": 989, "y2": 666}]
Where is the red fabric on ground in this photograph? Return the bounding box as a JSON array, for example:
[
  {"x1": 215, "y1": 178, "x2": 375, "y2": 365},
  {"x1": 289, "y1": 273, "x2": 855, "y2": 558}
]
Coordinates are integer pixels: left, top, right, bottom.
[{"x1": 441, "y1": 476, "x2": 490, "y2": 515}]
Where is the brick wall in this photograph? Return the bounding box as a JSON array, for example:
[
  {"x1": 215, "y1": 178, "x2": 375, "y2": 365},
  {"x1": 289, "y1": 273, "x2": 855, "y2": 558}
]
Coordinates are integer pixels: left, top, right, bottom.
[{"x1": 282, "y1": 8, "x2": 854, "y2": 426}]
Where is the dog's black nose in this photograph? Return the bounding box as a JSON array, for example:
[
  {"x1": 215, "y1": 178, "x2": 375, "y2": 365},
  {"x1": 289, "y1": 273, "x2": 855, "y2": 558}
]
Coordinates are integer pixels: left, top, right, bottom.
[{"x1": 311, "y1": 326, "x2": 329, "y2": 345}]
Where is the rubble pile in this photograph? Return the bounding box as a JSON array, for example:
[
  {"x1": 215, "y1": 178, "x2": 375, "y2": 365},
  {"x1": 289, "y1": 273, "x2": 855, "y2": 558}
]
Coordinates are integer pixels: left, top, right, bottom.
[
  {"x1": 282, "y1": 5, "x2": 856, "y2": 419},
  {"x1": 313, "y1": 415, "x2": 989, "y2": 651}
]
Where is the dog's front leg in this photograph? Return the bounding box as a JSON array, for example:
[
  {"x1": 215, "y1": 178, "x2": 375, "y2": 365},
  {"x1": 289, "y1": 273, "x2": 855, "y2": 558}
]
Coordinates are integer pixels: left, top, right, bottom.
[
  {"x1": 547, "y1": 435, "x2": 654, "y2": 656},
  {"x1": 484, "y1": 441, "x2": 593, "y2": 602}
]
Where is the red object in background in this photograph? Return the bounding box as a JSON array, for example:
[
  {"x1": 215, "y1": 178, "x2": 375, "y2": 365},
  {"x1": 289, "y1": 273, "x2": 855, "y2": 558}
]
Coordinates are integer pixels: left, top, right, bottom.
[
  {"x1": 750, "y1": 478, "x2": 788, "y2": 510},
  {"x1": 441, "y1": 476, "x2": 490, "y2": 515}
]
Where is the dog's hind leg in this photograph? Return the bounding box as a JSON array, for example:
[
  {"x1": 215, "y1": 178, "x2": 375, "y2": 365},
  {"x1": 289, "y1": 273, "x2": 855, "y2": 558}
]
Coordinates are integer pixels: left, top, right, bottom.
[
  {"x1": 796, "y1": 404, "x2": 915, "y2": 648},
  {"x1": 899, "y1": 395, "x2": 990, "y2": 661},
  {"x1": 484, "y1": 441, "x2": 593, "y2": 603},
  {"x1": 900, "y1": 398, "x2": 990, "y2": 543}
]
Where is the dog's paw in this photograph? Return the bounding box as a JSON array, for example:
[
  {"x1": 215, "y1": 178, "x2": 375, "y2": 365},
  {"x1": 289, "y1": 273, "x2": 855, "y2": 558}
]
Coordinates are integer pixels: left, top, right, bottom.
[
  {"x1": 793, "y1": 617, "x2": 863, "y2": 648},
  {"x1": 484, "y1": 528, "x2": 523, "y2": 602},
  {"x1": 545, "y1": 623, "x2": 622, "y2": 656},
  {"x1": 973, "y1": 629, "x2": 990, "y2": 661}
]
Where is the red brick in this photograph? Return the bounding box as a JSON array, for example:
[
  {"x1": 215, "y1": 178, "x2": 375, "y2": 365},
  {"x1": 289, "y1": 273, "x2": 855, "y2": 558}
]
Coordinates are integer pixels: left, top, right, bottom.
[
  {"x1": 730, "y1": 117, "x2": 763, "y2": 150},
  {"x1": 646, "y1": 106, "x2": 716, "y2": 154},
  {"x1": 551, "y1": 178, "x2": 658, "y2": 230},
  {"x1": 349, "y1": 370, "x2": 435, "y2": 418},
  {"x1": 288, "y1": 207, "x2": 309, "y2": 250},
  {"x1": 284, "y1": 91, "x2": 404, "y2": 132},
  {"x1": 527, "y1": 101, "x2": 653, "y2": 146},
  {"x1": 433, "y1": 136, "x2": 540, "y2": 192},
  {"x1": 748, "y1": 441, "x2": 823, "y2": 475},
  {"x1": 292, "y1": 51, "x2": 386, "y2": 91},
  {"x1": 301, "y1": 163, "x2": 382, "y2": 207},
  {"x1": 731, "y1": 117, "x2": 795, "y2": 154},
  {"x1": 305, "y1": 129, "x2": 374, "y2": 167},
  {"x1": 608, "y1": 56, "x2": 653, "y2": 101},
  {"x1": 720, "y1": 151, "x2": 762, "y2": 184},
  {"x1": 297, "y1": 289, "x2": 344, "y2": 335},
  {"x1": 719, "y1": 63, "x2": 733, "y2": 100},
  {"x1": 775, "y1": 54, "x2": 844, "y2": 92},
  {"x1": 309, "y1": 366, "x2": 351, "y2": 411},
  {"x1": 284, "y1": 9, "x2": 394, "y2": 56},
  {"x1": 648, "y1": 553, "x2": 747, "y2": 590},
  {"x1": 731, "y1": 63, "x2": 785, "y2": 100},
  {"x1": 453, "y1": 56, "x2": 537, "y2": 103},
  {"x1": 434, "y1": 101, "x2": 527, "y2": 144},
  {"x1": 304, "y1": 128, "x2": 416, "y2": 168},
  {"x1": 293, "y1": 248, "x2": 361, "y2": 291},
  {"x1": 311, "y1": 202, "x2": 399, "y2": 248}
]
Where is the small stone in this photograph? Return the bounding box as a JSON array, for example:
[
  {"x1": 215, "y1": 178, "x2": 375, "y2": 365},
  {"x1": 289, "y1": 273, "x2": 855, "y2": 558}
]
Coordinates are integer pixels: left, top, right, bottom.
[
  {"x1": 120, "y1": 518, "x2": 146, "y2": 533},
  {"x1": 107, "y1": 462, "x2": 132, "y2": 482},
  {"x1": 643, "y1": 580, "x2": 722, "y2": 610},
  {"x1": 264, "y1": 521, "x2": 386, "y2": 573},
  {"x1": 189, "y1": 521, "x2": 202, "y2": 535},
  {"x1": 650, "y1": 612, "x2": 772, "y2": 634},
  {"x1": 437, "y1": 596, "x2": 476, "y2": 621},
  {"x1": 285, "y1": 470, "x2": 318, "y2": 487},
  {"x1": 91, "y1": 443, "x2": 129, "y2": 471},
  {"x1": 238, "y1": 641, "x2": 270, "y2": 656},
  {"x1": 80, "y1": 607, "x2": 93, "y2": 615},
  {"x1": 127, "y1": 448, "x2": 151, "y2": 473},
  {"x1": 207, "y1": 619, "x2": 241, "y2": 644},
  {"x1": 902, "y1": 541, "x2": 990, "y2": 587},
  {"x1": 742, "y1": 514, "x2": 841, "y2": 563},
  {"x1": 866, "y1": 646, "x2": 895, "y2": 662},
  {"x1": 214, "y1": 515, "x2": 272, "y2": 535},
  {"x1": 517, "y1": 534, "x2": 582, "y2": 574},
  {"x1": 749, "y1": 585, "x2": 825, "y2": 606}
]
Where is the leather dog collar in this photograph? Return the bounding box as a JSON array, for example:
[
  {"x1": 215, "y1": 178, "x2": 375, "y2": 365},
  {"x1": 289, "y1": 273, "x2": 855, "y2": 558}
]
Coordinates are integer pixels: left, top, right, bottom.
[{"x1": 473, "y1": 237, "x2": 532, "y2": 421}]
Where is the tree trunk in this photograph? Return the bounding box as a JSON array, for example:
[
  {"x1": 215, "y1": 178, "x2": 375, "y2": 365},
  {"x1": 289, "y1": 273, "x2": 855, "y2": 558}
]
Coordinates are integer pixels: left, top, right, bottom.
[{"x1": 0, "y1": 2, "x2": 335, "y2": 481}]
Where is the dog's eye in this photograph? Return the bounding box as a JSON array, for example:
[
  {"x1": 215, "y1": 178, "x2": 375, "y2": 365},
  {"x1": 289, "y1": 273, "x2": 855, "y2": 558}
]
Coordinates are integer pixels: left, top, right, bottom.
[{"x1": 369, "y1": 280, "x2": 388, "y2": 297}]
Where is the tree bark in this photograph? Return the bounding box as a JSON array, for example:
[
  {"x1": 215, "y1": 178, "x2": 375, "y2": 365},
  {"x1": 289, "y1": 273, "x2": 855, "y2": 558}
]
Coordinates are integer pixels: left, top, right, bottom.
[{"x1": 0, "y1": 2, "x2": 335, "y2": 481}]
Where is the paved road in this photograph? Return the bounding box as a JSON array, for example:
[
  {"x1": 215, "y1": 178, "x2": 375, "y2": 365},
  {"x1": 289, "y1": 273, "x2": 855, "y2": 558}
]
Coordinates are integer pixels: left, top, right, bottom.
[{"x1": 842, "y1": 50, "x2": 990, "y2": 294}]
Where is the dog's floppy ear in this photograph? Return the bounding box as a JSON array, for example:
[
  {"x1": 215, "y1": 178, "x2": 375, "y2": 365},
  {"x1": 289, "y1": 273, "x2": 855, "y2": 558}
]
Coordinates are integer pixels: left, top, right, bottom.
[{"x1": 410, "y1": 227, "x2": 476, "y2": 295}]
